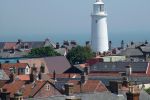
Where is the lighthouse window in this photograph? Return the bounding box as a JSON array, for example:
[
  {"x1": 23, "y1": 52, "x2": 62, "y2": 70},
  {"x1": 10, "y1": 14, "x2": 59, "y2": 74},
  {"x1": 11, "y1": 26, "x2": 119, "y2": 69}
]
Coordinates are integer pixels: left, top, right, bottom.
[
  {"x1": 100, "y1": 5, "x2": 104, "y2": 12},
  {"x1": 96, "y1": 20, "x2": 98, "y2": 23}
]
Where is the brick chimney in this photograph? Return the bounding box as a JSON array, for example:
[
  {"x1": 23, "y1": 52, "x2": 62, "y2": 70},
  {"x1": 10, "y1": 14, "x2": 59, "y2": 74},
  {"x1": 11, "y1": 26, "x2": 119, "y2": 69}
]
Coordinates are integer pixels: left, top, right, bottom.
[
  {"x1": 109, "y1": 81, "x2": 122, "y2": 94},
  {"x1": 29, "y1": 72, "x2": 34, "y2": 83},
  {"x1": 64, "y1": 83, "x2": 74, "y2": 96},
  {"x1": 126, "y1": 86, "x2": 140, "y2": 100},
  {"x1": 63, "y1": 40, "x2": 69, "y2": 46},
  {"x1": 85, "y1": 41, "x2": 90, "y2": 47},
  {"x1": 70, "y1": 40, "x2": 77, "y2": 45},
  {"x1": 9, "y1": 73, "x2": 14, "y2": 83},
  {"x1": 80, "y1": 72, "x2": 88, "y2": 84},
  {"x1": 84, "y1": 67, "x2": 89, "y2": 75},
  {"x1": 122, "y1": 76, "x2": 129, "y2": 87},
  {"x1": 53, "y1": 70, "x2": 56, "y2": 81},
  {"x1": 126, "y1": 65, "x2": 132, "y2": 76},
  {"x1": 40, "y1": 63, "x2": 45, "y2": 73},
  {"x1": 0, "y1": 89, "x2": 10, "y2": 100},
  {"x1": 56, "y1": 42, "x2": 60, "y2": 49},
  {"x1": 14, "y1": 92, "x2": 23, "y2": 100}
]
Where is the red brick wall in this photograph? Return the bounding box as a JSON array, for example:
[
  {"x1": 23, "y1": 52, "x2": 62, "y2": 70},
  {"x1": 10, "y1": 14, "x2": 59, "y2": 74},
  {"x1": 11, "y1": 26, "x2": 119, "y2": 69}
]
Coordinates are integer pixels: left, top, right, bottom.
[
  {"x1": 87, "y1": 58, "x2": 103, "y2": 66},
  {"x1": 34, "y1": 83, "x2": 61, "y2": 98}
]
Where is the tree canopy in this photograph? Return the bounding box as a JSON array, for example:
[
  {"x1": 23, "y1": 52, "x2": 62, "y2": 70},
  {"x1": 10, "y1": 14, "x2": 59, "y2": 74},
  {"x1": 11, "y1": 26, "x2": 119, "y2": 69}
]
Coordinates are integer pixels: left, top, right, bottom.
[
  {"x1": 66, "y1": 46, "x2": 93, "y2": 65},
  {"x1": 26, "y1": 47, "x2": 60, "y2": 57},
  {"x1": 144, "y1": 87, "x2": 150, "y2": 94}
]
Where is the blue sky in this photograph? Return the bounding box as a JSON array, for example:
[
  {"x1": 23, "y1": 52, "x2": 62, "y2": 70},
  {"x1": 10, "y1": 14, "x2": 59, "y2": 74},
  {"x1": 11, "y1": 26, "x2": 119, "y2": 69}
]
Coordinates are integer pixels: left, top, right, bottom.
[{"x1": 0, "y1": 0, "x2": 150, "y2": 46}]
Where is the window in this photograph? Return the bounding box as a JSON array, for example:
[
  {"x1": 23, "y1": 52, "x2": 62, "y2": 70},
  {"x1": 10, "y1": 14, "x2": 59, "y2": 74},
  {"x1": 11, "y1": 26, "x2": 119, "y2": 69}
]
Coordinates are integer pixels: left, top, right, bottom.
[
  {"x1": 18, "y1": 68, "x2": 25, "y2": 74},
  {"x1": 95, "y1": 20, "x2": 98, "y2": 23},
  {"x1": 26, "y1": 68, "x2": 29, "y2": 72},
  {"x1": 21, "y1": 45, "x2": 24, "y2": 49},
  {"x1": 104, "y1": 65, "x2": 107, "y2": 68},
  {"x1": 100, "y1": 4, "x2": 104, "y2": 12},
  {"x1": 45, "y1": 84, "x2": 50, "y2": 91},
  {"x1": 9, "y1": 67, "x2": 16, "y2": 73},
  {"x1": 25, "y1": 44, "x2": 29, "y2": 49}
]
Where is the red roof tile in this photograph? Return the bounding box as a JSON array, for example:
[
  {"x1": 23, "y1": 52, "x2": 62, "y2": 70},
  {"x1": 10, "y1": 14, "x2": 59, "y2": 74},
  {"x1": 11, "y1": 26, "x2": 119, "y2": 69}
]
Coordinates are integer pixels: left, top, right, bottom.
[
  {"x1": 4, "y1": 42, "x2": 16, "y2": 49},
  {"x1": 16, "y1": 75, "x2": 30, "y2": 81},
  {"x1": 2, "y1": 80, "x2": 61, "y2": 98},
  {"x1": 2, "y1": 63, "x2": 28, "y2": 70},
  {"x1": 68, "y1": 80, "x2": 107, "y2": 93},
  {"x1": 2, "y1": 80, "x2": 25, "y2": 97}
]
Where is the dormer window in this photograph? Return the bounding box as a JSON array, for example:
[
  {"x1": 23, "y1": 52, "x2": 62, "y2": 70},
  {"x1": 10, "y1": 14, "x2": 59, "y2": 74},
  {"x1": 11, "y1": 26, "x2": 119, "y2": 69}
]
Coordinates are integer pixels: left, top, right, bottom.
[{"x1": 10, "y1": 67, "x2": 16, "y2": 73}]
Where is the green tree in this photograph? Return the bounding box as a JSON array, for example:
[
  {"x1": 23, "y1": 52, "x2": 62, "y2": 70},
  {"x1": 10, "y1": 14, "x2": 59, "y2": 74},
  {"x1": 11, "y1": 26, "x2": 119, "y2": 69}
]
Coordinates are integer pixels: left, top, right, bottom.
[
  {"x1": 144, "y1": 87, "x2": 150, "y2": 94},
  {"x1": 26, "y1": 47, "x2": 60, "y2": 57},
  {"x1": 67, "y1": 46, "x2": 93, "y2": 64}
]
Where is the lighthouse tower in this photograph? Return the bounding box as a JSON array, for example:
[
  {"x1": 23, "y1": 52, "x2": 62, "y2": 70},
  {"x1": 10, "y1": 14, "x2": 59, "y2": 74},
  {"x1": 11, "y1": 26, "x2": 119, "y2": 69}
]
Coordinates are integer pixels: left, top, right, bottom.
[{"x1": 91, "y1": 0, "x2": 109, "y2": 53}]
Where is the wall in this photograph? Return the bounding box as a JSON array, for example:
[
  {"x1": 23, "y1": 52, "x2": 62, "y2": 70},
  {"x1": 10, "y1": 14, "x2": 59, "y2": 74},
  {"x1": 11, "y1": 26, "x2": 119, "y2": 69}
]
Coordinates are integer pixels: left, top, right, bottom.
[{"x1": 33, "y1": 83, "x2": 61, "y2": 98}]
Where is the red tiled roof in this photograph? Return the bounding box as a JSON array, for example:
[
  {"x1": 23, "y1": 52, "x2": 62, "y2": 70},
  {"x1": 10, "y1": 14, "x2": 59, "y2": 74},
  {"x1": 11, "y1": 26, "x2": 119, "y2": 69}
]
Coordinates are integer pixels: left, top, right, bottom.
[
  {"x1": 3, "y1": 80, "x2": 25, "y2": 97},
  {"x1": 23, "y1": 81, "x2": 46, "y2": 98},
  {"x1": 19, "y1": 58, "x2": 49, "y2": 73},
  {"x1": 3, "y1": 42, "x2": 16, "y2": 49},
  {"x1": 2, "y1": 63, "x2": 28, "y2": 70},
  {"x1": 19, "y1": 56, "x2": 71, "y2": 74},
  {"x1": 17, "y1": 75, "x2": 30, "y2": 81},
  {"x1": 2, "y1": 80, "x2": 60, "y2": 98},
  {"x1": 68, "y1": 80, "x2": 107, "y2": 93}
]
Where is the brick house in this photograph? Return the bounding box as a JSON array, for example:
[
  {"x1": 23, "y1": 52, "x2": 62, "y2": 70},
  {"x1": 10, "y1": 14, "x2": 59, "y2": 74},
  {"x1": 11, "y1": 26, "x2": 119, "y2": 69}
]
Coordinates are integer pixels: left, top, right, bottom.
[
  {"x1": 1, "y1": 63, "x2": 30, "y2": 75},
  {"x1": 1, "y1": 80, "x2": 61, "y2": 99}
]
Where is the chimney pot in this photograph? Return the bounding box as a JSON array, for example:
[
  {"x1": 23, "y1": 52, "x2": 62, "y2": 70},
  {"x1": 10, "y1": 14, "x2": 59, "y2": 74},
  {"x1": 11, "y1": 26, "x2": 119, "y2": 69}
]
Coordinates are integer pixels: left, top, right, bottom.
[
  {"x1": 56, "y1": 42, "x2": 60, "y2": 49},
  {"x1": 14, "y1": 91, "x2": 23, "y2": 100},
  {"x1": 126, "y1": 92, "x2": 140, "y2": 100},
  {"x1": 126, "y1": 65, "x2": 132, "y2": 76},
  {"x1": 64, "y1": 83, "x2": 74, "y2": 96},
  {"x1": 80, "y1": 72, "x2": 88, "y2": 84},
  {"x1": 0, "y1": 89, "x2": 10, "y2": 100}
]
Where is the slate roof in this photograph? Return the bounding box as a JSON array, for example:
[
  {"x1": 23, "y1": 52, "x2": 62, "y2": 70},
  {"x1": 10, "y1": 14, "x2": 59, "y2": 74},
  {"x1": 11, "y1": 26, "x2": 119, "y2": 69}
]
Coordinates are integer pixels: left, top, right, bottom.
[
  {"x1": 0, "y1": 39, "x2": 56, "y2": 50},
  {"x1": 0, "y1": 69, "x2": 9, "y2": 80},
  {"x1": 1, "y1": 63, "x2": 28, "y2": 69},
  {"x1": 140, "y1": 46, "x2": 150, "y2": 53},
  {"x1": 0, "y1": 50, "x2": 28, "y2": 58},
  {"x1": 119, "y1": 48, "x2": 143, "y2": 56},
  {"x1": 0, "y1": 42, "x2": 5, "y2": 49},
  {"x1": 64, "y1": 66, "x2": 83, "y2": 74},
  {"x1": 31, "y1": 41, "x2": 45, "y2": 49},
  {"x1": 90, "y1": 62, "x2": 148, "y2": 73},
  {"x1": 44, "y1": 56, "x2": 71, "y2": 74}
]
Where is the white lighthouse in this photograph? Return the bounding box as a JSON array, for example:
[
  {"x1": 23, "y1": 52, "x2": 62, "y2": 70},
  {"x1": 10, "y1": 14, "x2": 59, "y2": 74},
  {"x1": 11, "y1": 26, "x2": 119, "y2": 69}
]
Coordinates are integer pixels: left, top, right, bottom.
[{"x1": 91, "y1": 0, "x2": 109, "y2": 53}]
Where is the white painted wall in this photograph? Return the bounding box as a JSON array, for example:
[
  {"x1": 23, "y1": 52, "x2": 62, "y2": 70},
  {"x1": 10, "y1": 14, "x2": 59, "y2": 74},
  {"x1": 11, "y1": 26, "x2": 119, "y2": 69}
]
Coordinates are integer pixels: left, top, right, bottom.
[
  {"x1": 91, "y1": 0, "x2": 109, "y2": 53},
  {"x1": 25, "y1": 65, "x2": 30, "y2": 74}
]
